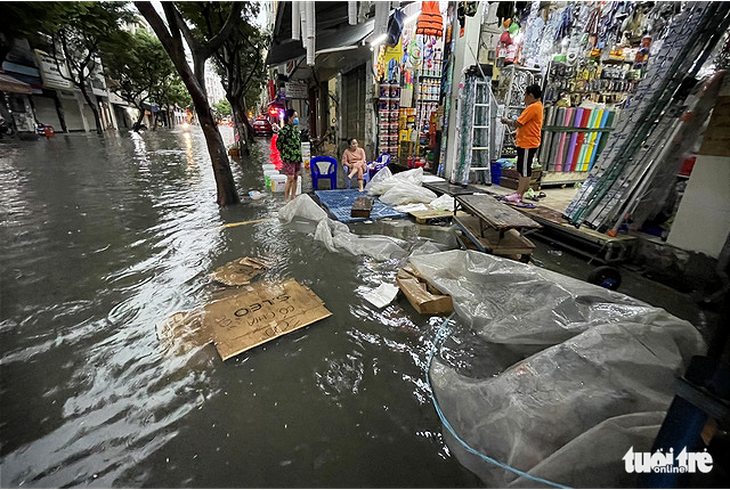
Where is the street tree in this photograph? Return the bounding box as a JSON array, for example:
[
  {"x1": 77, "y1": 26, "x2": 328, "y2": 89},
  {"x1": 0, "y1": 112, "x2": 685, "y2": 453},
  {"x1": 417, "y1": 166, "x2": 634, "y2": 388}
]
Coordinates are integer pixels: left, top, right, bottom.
[
  {"x1": 136, "y1": 1, "x2": 242, "y2": 206},
  {"x1": 46, "y1": 2, "x2": 134, "y2": 134},
  {"x1": 177, "y1": 2, "x2": 268, "y2": 154},
  {"x1": 103, "y1": 28, "x2": 176, "y2": 132},
  {"x1": 153, "y1": 76, "x2": 193, "y2": 128}
]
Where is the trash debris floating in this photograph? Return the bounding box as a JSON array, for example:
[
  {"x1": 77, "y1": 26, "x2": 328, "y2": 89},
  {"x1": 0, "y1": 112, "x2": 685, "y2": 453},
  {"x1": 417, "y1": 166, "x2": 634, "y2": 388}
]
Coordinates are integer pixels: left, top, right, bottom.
[
  {"x1": 360, "y1": 283, "x2": 399, "y2": 309},
  {"x1": 396, "y1": 264, "x2": 453, "y2": 315},
  {"x1": 160, "y1": 279, "x2": 332, "y2": 361},
  {"x1": 208, "y1": 257, "x2": 267, "y2": 286}
]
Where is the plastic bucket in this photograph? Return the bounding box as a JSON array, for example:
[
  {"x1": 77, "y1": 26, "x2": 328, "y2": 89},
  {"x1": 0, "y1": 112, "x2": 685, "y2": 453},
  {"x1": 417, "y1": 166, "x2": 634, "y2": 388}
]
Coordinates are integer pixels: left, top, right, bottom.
[
  {"x1": 264, "y1": 169, "x2": 279, "y2": 188},
  {"x1": 270, "y1": 174, "x2": 287, "y2": 193}
]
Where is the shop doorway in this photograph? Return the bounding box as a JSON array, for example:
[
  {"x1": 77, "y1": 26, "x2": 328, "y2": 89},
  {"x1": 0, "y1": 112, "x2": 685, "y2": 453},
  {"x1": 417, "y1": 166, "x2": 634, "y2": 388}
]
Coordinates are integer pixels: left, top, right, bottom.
[{"x1": 342, "y1": 64, "x2": 365, "y2": 154}]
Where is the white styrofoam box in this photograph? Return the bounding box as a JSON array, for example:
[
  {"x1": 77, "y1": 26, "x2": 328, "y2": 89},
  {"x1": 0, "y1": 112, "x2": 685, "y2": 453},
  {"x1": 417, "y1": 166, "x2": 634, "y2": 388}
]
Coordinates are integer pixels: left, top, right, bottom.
[
  {"x1": 262, "y1": 164, "x2": 277, "y2": 171},
  {"x1": 270, "y1": 174, "x2": 287, "y2": 193}
]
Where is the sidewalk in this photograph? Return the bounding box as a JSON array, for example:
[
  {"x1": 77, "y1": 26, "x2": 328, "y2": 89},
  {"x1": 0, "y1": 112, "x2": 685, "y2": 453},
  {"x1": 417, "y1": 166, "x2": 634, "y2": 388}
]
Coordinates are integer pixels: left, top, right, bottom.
[{"x1": 473, "y1": 182, "x2": 579, "y2": 214}]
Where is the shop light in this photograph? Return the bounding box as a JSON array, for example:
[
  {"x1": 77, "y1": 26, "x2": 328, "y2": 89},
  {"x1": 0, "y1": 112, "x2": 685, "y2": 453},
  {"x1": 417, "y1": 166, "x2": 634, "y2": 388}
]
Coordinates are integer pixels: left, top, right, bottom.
[{"x1": 369, "y1": 33, "x2": 387, "y2": 47}]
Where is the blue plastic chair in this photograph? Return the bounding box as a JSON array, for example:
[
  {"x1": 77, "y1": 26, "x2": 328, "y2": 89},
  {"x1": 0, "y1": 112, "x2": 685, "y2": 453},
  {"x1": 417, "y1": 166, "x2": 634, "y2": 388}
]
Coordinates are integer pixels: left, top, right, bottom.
[
  {"x1": 345, "y1": 153, "x2": 391, "y2": 189},
  {"x1": 368, "y1": 153, "x2": 391, "y2": 179},
  {"x1": 311, "y1": 156, "x2": 338, "y2": 190}
]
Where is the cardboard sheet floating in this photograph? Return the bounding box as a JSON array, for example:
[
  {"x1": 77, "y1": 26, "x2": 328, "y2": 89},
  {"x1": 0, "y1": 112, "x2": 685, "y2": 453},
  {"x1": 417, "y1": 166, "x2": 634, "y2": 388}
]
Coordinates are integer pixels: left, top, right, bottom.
[
  {"x1": 209, "y1": 257, "x2": 267, "y2": 286},
  {"x1": 158, "y1": 279, "x2": 331, "y2": 360},
  {"x1": 203, "y1": 279, "x2": 331, "y2": 360}
]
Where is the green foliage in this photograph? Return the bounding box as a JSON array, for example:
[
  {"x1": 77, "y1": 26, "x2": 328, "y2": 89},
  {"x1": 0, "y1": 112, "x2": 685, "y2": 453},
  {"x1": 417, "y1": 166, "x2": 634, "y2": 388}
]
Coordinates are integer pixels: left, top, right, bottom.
[
  {"x1": 177, "y1": 2, "x2": 268, "y2": 115},
  {"x1": 214, "y1": 99, "x2": 232, "y2": 117},
  {"x1": 0, "y1": 2, "x2": 78, "y2": 58},
  {"x1": 102, "y1": 28, "x2": 177, "y2": 110},
  {"x1": 47, "y1": 2, "x2": 135, "y2": 80}
]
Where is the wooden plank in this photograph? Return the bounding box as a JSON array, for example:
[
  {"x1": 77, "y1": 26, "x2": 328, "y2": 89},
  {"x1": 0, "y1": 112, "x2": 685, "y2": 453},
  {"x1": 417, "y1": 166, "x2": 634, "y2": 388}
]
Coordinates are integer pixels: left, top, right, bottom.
[
  {"x1": 351, "y1": 196, "x2": 373, "y2": 218},
  {"x1": 455, "y1": 215, "x2": 535, "y2": 255},
  {"x1": 520, "y1": 206, "x2": 637, "y2": 244},
  {"x1": 396, "y1": 267, "x2": 453, "y2": 314},
  {"x1": 409, "y1": 208, "x2": 454, "y2": 223},
  {"x1": 456, "y1": 194, "x2": 541, "y2": 231}
]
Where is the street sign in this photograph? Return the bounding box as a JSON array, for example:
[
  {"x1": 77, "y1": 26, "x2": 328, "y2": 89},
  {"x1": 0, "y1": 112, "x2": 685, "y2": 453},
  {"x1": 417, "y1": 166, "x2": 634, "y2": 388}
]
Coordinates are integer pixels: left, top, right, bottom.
[{"x1": 285, "y1": 81, "x2": 307, "y2": 99}]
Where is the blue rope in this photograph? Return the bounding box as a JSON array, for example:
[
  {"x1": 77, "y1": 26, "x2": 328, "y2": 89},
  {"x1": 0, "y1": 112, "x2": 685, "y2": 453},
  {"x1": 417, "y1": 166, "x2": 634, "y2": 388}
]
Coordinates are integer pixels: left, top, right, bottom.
[{"x1": 426, "y1": 314, "x2": 573, "y2": 490}]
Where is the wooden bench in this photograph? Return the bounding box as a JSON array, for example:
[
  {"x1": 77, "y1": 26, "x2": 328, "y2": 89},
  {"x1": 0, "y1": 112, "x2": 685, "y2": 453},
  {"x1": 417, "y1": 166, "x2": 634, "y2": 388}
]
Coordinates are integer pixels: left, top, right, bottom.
[{"x1": 454, "y1": 194, "x2": 541, "y2": 259}]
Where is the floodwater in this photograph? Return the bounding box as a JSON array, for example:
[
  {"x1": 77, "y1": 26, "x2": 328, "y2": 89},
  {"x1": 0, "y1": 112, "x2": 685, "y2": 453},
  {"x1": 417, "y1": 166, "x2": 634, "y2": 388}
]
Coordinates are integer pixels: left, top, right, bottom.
[
  {"x1": 0, "y1": 128, "x2": 484, "y2": 488},
  {"x1": 0, "y1": 127, "x2": 712, "y2": 488}
]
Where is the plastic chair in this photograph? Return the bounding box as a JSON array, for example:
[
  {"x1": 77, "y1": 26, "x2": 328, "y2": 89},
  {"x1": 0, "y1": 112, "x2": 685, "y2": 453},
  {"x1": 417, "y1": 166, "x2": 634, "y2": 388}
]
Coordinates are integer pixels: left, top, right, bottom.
[
  {"x1": 368, "y1": 153, "x2": 390, "y2": 179},
  {"x1": 345, "y1": 166, "x2": 365, "y2": 189},
  {"x1": 345, "y1": 153, "x2": 391, "y2": 189},
  {"x1": 311, "y1": 156, "x2": 338, "y2": 190}
]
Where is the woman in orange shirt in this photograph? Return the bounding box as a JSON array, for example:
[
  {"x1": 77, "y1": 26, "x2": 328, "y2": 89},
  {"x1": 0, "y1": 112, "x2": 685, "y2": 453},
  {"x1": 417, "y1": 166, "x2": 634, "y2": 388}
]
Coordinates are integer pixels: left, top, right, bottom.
[
  {"x1": 500, "y1": 84, "x2": 543, "y2": 206},
  {"x1": 342, "y1": 138, "x2": 368, "y2": 192}
]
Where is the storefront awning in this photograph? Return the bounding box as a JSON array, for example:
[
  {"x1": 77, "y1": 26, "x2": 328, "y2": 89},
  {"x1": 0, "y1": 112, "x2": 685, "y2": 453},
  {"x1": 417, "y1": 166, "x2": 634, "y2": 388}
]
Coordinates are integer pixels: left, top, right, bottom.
[
  {"x1": 266, "y1": 1, "x2": 375, "y2": 66},
  {"x1": 0, "y1": 72, "x2": 33, "y2": 94}
]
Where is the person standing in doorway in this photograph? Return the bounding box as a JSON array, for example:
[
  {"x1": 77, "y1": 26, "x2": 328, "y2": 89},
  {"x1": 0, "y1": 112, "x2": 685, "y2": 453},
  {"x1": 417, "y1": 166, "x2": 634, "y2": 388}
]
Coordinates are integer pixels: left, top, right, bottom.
[
  {"x1": 277, "y1": 109, "x2": 302, "y2": 201},
  {"x1": 500, "y1": 84, "x2": 543, "y2": 206},
  {"x1": 342, "y1": 138, "x2": 368, "y2": 192}
]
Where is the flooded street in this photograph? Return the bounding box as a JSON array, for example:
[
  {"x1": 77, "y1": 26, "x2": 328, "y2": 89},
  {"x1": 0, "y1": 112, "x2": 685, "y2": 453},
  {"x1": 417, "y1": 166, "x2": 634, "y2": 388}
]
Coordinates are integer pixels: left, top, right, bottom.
[{"x1": 0, "y1": 128, "x2": 483, "y2": 487}]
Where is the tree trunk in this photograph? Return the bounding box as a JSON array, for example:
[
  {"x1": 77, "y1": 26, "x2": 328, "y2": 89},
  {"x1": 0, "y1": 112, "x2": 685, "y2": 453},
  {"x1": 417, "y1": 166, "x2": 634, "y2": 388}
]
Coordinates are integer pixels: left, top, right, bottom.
[
  {"x1": 198, "y1": 103, "x2": 239, "y2": 205},
  {"x1": 136, "y1": 1, "x2": 239, "y2": 206},
  {"x1": 133, "y1": 105, "x2": 145, "y2": 131},
  {"x1": 229, "y1": 96, "x2": 251, "y2": 156},
  {"x1": 79, "y1": 85, "x2": 103, "y2": 134}
]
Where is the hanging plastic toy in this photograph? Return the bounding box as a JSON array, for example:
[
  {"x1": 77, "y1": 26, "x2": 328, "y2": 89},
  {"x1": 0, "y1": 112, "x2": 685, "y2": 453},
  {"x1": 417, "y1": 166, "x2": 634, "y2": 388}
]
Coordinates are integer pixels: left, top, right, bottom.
[{"x1": 409, "y1": 37, "x2": 421, "y2": 69}]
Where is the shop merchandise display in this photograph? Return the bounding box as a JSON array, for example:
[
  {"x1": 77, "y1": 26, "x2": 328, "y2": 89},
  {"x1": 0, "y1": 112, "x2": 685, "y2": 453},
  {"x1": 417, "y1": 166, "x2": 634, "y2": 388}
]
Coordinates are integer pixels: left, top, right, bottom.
[
  {"x1": 374, "y1": 4, "x2": 446, "y2": 171},
  {"x1": 565, "y1": 2, "x2": 730, "y2": 230},
  {"x1": 540, "y1": 106, "x2": 617, "y2": 174},
  {"x1": 378, "y1": 81, "x2": 401, "y2": 157}
]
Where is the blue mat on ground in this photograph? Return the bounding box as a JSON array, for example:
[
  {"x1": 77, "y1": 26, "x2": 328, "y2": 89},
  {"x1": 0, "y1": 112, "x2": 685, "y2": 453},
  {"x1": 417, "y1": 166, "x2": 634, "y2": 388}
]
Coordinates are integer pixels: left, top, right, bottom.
[{"x1": 314, "y1": 189, "x2": 407, "y2": 223}]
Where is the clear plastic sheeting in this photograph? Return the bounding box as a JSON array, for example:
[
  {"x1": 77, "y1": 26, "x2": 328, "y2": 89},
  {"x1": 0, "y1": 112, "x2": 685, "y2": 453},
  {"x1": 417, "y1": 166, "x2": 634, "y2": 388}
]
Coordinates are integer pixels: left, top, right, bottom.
[
  {"x1": 365, "y1": 167, "x2": 437, "y2": 206},
  {"x1": 278, "y1": 193, "x2": 328, "y2": 224},
  {"x1": 380, "y1": 182, "x2": 438, "y2": 206},
  {"x1": 411, "y1": 250, "x2": 705, "y2": 488},
  {"x1": 429, "y1": 194, "x2": 455, "y2": 212},
  {"x1": 280, "y1": 194, "x2": 410, "y2": 261},
  {"x1": 365, "y1": 167, "x2": 425, "y2": 196}
]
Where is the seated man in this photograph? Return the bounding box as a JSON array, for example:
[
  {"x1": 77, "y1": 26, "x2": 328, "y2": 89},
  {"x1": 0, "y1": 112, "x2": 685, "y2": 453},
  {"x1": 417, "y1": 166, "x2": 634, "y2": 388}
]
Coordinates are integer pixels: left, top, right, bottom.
[{"x1": 342, "y1": 138, "x2": 368, "y2": 192}]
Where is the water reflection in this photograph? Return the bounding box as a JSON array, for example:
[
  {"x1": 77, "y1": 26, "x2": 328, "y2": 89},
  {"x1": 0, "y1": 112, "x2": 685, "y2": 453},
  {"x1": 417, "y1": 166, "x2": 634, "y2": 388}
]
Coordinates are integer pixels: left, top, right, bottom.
[
  {"x1": 0, "y1": 128, "x2": 483, "y2": 488},
  {"x1": 182, "y1": 132, "x2": 194, "y2": 166}
]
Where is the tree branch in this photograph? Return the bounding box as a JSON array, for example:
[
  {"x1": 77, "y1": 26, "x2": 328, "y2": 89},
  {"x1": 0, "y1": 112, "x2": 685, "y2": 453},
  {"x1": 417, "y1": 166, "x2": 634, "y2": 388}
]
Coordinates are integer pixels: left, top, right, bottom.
[{"x1": 199, "y1": 3, "x2": 242, "y2": 59}]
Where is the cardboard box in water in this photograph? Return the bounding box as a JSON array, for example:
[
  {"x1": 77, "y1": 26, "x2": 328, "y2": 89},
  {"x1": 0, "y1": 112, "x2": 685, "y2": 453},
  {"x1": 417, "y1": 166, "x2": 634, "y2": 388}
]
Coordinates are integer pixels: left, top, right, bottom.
[
  {"x1": 396, "y1": 265, "x2": 453, "y2": 315},
  {"x1": 201, "y1": 279, "x2": 331, "y2": 360},
  {"x1": 209, "y1": 257, "x2": 266, "y2": 286}
]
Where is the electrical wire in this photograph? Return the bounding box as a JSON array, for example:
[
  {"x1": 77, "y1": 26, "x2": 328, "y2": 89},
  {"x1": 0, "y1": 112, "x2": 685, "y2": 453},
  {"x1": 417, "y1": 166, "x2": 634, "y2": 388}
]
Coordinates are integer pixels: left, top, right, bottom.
[{"x1": 425, "y1": 313, "x2": 573, "y2": 490}]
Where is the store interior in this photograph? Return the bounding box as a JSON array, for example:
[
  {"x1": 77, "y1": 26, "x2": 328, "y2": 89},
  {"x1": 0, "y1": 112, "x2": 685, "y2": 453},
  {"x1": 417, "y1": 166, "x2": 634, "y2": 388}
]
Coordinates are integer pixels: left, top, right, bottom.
[{"x1": 371, "y1": 1, "x2": 729, "y2": 256}]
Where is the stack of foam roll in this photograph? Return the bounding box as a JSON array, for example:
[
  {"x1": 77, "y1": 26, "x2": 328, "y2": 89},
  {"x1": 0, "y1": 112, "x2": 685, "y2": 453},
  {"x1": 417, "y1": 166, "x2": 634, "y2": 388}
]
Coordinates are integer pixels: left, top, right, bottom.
[{"x1": 540, "y1": 107, "x2": 618, "y2": 172}]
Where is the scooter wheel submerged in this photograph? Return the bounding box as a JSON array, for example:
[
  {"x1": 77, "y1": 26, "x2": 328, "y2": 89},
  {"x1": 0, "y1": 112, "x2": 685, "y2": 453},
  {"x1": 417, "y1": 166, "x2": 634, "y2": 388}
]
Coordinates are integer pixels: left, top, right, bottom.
[{"x1": 588, "y1": 266, "x2": 622, "y2": 290}]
